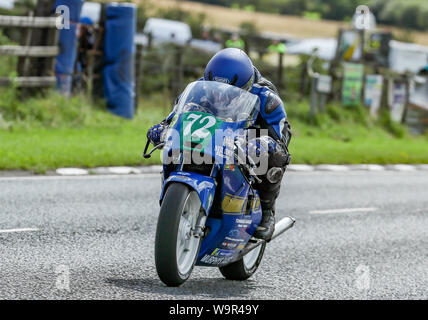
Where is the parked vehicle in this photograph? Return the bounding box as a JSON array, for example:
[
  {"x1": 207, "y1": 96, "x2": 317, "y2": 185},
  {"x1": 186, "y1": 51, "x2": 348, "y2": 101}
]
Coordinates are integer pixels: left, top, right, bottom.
[{"x1": 143, "y1": 17, "x2": 192, "y2": 46}]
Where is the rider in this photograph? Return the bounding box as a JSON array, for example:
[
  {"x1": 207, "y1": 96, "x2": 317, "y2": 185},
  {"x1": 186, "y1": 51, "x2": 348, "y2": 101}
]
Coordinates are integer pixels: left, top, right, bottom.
[{"x1": 147, "y1": 48, "x2": 292, "y2": 241}]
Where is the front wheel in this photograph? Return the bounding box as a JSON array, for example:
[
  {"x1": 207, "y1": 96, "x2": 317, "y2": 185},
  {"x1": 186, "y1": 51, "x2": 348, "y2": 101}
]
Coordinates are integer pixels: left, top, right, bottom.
[
  {"x1": 155, "y1": 183, "x2": 204, "y2": 287},
  {"x1": 219, "y1": 242, "x2": 266, "y2": 281}
]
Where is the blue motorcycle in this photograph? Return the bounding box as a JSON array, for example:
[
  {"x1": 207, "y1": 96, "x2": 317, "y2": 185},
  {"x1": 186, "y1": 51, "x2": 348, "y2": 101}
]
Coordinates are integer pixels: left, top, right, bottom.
[{"x1": 144, "y1": 81, "x2": 295, "y2": 287}]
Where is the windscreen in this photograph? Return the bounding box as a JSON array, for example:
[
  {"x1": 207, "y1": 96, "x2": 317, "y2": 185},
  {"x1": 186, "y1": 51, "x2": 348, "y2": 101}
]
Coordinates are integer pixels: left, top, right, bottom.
[{"x1": 175, "y1": 81, "x2": 260, "y2": 122}]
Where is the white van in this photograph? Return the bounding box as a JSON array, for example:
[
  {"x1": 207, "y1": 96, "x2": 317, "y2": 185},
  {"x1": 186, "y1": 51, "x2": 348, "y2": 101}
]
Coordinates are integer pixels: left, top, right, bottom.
[
  {"x1": 80, "y1": 1, "x2": 102, "y2": 25},
  {"x1": 143, "y1": 18, "x2": 192, "y2": 46},
  {"x1": 0, "y1": 0, "x2": 14, "y2": 10}
]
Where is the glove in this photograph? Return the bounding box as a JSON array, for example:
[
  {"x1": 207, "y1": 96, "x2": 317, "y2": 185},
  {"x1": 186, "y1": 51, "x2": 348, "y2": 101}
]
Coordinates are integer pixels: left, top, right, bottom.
[
  {"x1": 247, "y1": 136, "x2": 277, "y2": 157},
  {"x1": 147, "y1": 123, "x2": 166, "y2": 146}
]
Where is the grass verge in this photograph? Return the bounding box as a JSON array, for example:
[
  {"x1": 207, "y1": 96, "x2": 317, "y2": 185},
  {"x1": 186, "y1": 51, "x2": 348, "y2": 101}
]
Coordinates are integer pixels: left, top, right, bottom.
[{"x1": 0, "y1": 91, "x2": 427, "y2": 172}]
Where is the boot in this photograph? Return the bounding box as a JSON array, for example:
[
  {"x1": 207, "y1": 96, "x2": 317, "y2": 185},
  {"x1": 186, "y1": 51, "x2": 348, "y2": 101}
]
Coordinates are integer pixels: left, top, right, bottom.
[{"x1": 253, "y1": 209, "x2": 275, "y2": 241}]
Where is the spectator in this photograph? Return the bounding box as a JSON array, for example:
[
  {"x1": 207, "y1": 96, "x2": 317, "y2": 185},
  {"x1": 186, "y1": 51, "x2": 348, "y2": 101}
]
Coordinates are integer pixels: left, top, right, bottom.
[
  {"x1": 268, "y1": 40, "x2": 286, "y2": 54},
  {"x1": 225, "y1": 33, "x2": 245, "y2": 50}
]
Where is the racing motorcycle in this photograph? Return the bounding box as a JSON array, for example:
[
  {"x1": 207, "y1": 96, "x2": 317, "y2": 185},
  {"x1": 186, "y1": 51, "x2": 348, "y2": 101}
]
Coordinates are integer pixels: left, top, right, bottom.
[{"x1": 143, "y1": 81, "x2": 295, "y2": 287}]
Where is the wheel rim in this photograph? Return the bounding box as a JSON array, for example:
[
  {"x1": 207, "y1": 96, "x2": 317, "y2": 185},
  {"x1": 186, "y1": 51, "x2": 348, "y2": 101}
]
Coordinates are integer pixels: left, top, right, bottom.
[
  {"x1": 243, "y1": 244, "x2": 262, "y2": 270},
  {"x1": 176, "y1": 191, "x2": 202, "y2": 276}
]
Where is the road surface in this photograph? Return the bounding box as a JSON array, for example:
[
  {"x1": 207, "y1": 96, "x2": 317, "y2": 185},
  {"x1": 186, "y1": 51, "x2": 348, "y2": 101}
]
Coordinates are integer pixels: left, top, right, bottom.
[{"x1": 0, "y1": 171, "x2": 427, "y2": 299}]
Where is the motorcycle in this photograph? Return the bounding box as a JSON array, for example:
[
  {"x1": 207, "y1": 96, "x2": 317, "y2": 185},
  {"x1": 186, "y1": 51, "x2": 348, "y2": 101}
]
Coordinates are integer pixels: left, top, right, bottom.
[{"x1": 144, "y1": 81, "x2": 295, "y2": 287}]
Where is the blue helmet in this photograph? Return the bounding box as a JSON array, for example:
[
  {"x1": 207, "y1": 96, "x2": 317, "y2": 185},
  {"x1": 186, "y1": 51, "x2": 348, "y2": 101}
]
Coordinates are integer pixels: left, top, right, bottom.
[{"x1": 204, "y1": 48, "x2": 255, "y2": 91}]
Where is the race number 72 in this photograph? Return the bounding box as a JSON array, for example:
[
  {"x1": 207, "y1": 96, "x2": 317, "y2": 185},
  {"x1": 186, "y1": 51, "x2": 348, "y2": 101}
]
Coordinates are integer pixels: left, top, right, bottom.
[{"x1": 183, "y1": 113, "x2": 217, "y2": 140}]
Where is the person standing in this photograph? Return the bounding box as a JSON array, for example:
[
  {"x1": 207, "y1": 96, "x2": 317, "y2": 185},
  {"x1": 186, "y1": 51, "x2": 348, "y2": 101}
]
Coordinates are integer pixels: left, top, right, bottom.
[{"x1": 225, "y1": 33, "x2": 245, "y2": 50}]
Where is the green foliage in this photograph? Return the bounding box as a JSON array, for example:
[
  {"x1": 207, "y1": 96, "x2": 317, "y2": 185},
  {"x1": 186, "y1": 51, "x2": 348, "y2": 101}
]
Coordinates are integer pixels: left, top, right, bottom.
[
  {"x1": 0, "y1": 31, "x2": 17, "y2": 76},
  {"x1": 303, "y1": 11, "x2": 321, "y2": 21},
  {"x1": 0, "y1": 87, "x2": 115, "y2": 129},
  {"x1": 187, "y1": 0, "x2": 428, "y2": 31},
  {"x1": 240, "y1": 21, "x2": 259, "y2": 36},
  {"x1": 243, "y1": 5, "x2": 256, "y2": 12}
]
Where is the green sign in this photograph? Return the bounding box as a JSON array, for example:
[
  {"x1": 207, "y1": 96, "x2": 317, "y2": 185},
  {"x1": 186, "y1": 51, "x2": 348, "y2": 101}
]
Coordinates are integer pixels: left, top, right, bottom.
[
  {"x1": 342, "y1": 63, "x2": 364, "y2": 106},
  {"x1": 181, "y1": 112, "x2": 223, "y2": 152}
]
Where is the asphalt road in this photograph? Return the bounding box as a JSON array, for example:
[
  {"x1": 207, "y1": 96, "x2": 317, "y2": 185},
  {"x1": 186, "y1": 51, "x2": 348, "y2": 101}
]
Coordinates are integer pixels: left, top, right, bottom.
[{"x1": 0, "y1": 171, "x2": 427, "y2": 300}]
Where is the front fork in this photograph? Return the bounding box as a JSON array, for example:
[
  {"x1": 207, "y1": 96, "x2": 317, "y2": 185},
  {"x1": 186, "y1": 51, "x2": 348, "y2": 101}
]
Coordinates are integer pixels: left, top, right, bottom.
[{"x1": 191, "y1": 215, "x2": 207, "y2": 238}]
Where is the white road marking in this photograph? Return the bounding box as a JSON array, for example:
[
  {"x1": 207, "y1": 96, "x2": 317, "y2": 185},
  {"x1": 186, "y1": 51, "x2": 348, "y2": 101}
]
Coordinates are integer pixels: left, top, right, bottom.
[
  {"x1": 56, "y1": 168, "x2": 89, "y2": 176},
  {"x1": 310, "y1": 207, "x2": 378, "y2": 215},
  {"x1": 348, "y1": 164, "x2": 385, "y2": 171},
  {"x1": 0, "y1": 173, "x2": 160, "y2": 182},
  {"x1": 386, "y1": 164, "x2": 417, "y2": 171},
  {"x1": 0, "y1": 228, "x2": 39, "y2": 234},
  {"x1": 107, "y1": 167, "x2": 141, "y2": 175},
  {"x1": 287, "y1": 164, "x2": 315, "y2": 172},
  {"x1": 314, "y1": 165, "x2": 350, "y2": 172}
]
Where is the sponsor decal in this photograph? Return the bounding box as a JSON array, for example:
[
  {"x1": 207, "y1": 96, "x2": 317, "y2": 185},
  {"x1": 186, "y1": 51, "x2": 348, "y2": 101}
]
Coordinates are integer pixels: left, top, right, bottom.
[
  {"x1": 212, "y1": 248, "x2": 235, "y2": 257},
  {"x1": 224, "y1": 164, "x2": 235, "y2": 171},
  {"x1": 201, "y1": 254, "x2": 228, "y2": 265},
  {"x1": 236, "y1": 219, "x2": 252, "y2": 225},
  {"x1": 225, "y1": 236, "x2": 244, "y2": 243},
  {"x1": 222, "y1": 241, "x2": 238, "y2": 249},
  {"x1": 213, "y1": 76, "x2": 230, "y2": 84},
  {"x1": 227, "y1": 229, "x2": 242, "y2": 239},
  {"x1": 222, "y1": 193, "x2": 247, "y2": 215}
]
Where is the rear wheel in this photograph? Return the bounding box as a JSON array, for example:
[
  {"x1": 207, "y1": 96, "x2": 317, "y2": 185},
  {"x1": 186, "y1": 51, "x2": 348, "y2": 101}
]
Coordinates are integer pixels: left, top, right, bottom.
[
  {"x1": 219, "y1": 242, "x2": 266, "y2": 280},
  {"x1": 155, "y1": 183, "x2": 204, "y2": 286}
]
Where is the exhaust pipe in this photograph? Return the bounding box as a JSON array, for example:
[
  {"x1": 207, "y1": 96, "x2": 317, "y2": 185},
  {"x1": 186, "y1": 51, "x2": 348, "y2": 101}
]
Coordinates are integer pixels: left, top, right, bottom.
[
  {"x1": 271, "y1": 216, "x2": 296, "y2": 241},
  {"x1": 228, "y1": 216, "x2": 296, "y2": 263}
]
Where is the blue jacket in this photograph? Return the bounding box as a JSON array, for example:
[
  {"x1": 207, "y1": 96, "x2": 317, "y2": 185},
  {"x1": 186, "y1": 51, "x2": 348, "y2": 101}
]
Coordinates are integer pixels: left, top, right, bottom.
[{"x1": 250, "y1": 83, "x2": 287, "y2": 142}]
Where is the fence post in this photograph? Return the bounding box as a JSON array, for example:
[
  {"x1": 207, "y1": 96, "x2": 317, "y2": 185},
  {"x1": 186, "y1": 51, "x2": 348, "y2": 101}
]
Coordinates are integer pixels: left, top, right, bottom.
[
  {"x1": 307, "y1": 49, "x2": 319, "y2": 119},
  {"x1": 309, "y1": 76, "x2": 318, "y2": 118},
  {"x1": 277, "y1": 52, "x2": 284, "y2": 91},
  {"x1": 91, "y1": 3, "x2": 106, "y2": 99},
  {"x1": 401, "y1": 73, "x2": 411, "y2": 124},
  {"x1": 299, "y1": 60, "x2": 308, "y2": 101},
  {"x1": 134, "y1": 43, "x2": 144, "y2": 110},
  {"x1": 31, "y1": 0, "x2": 57, "y2": 77},
  {"x1": 171, "y1": 44, "x2": 184, "y2": 102},
  {"x1": 17, "y1": 11, "x2": 33, "y2": 80}
]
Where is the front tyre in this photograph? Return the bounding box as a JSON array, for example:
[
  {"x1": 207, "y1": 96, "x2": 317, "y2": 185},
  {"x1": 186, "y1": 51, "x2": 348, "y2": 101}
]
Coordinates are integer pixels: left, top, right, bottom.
[
  {"x1": 219, "y1": 243, "x2": 266, "y2": 281},
  {"x1": 155, "y1": 183, "x2": 204, "y2": 287}
]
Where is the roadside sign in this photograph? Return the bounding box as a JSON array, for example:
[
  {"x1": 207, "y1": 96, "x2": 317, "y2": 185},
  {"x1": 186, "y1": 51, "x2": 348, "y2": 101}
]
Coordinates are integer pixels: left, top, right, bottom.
[
  {"x1": 316, "y1": 75, "x2": 332, "y2": 94},
  {"x1": 336, "y1": 29, "x2": 364, "y2": 62},
  {"x1": 388, "y1": 79, "x2": 407, "y2": 122},
  {"x1": 364, "y1": 74, "x2": 383, "y2": 117},
  {"x1": 342, "y1": 63, "x2": 364, "y2": 106}
]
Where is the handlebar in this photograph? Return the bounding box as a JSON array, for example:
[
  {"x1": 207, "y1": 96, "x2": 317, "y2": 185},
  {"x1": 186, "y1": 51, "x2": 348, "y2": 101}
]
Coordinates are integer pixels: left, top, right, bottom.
[
  {"x1": 143, "y1": 133, "x2": 261, "y2": 184},
  {"x1": 143, "y1": 139, "x2": 164, "y2": 159}
]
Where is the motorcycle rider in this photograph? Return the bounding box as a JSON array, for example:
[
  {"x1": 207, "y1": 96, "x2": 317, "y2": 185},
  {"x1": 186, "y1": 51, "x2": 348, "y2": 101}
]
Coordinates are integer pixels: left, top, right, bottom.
[{"x1": 147, "y1": 48, "x2": 291, "y2": 241}]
